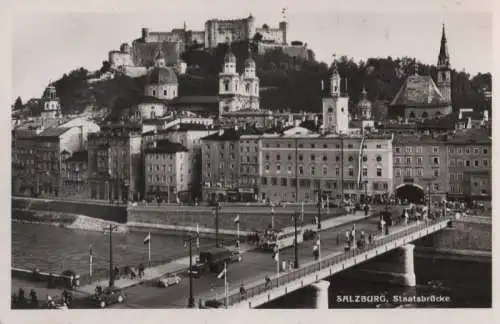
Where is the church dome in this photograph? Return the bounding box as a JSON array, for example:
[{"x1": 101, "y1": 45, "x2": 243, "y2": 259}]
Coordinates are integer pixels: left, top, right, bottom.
[
  {"x1": 244, "y1": 56, "x2": 256, "y2": 68},
  {"x1": 146, "y1": 66, "x2": 178, "y2": 85},
  {"x1": 357, "y1": 88, "x2": 372, "y2": 110},
  {"x1": 224, "y1": 51, "x2": 236, "y2": 64}
]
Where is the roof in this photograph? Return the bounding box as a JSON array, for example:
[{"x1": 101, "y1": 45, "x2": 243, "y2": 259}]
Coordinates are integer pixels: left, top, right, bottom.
[
  {"x1": 37, "y1": 127, "x2": 70, "y2": 138},
  {"x1": 144, "y1": 139, "x2": 188, "y2": 154},
  {"x1": 202, "y1": 128, "x2": 264, "y2": 141},
  {"x1": 140, "y1": 96, "x2": 169, "y2": 105},
  {"x1": 142, "y1": 123, "x2": 212, "y2": 136},
  {"x1": 131, "y1": 41, "x2": 180, "y2": 67},
  {"x1": 13, "y1": 129, "x2": 37, "y2": 139},
  {"x1": 146, "y1": 66, "x2": 178, "y2": 84},
  {"x1": 417, "y1": 114, "x2": 457, "y2": 130},
  {"x1": 282, "y1": 45, "x2": 309, "y2": 59},
  {"x1": 393, "y1": 134, "x2": 449, "y2": 145},
  {"x1": 447, "y1": 128, "x2": 491, "y2": 144},
  {"x1": 170, "y1": 96, "x2": 219, "y2": 105},
  {"x1": 390, "y1": 74, "x2": 448, "y2": 107},
  {"x1": 65, "y1": 150, "x2": 88, "y2": 162}
]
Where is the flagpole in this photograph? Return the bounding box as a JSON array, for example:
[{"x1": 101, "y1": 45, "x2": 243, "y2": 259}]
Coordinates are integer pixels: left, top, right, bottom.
[
  {"x1": 148, "y1": 232, "x2": 151, "y2": 265},
  {"x1": 224, "y1": 262, "x2": 228, "y2": 308},
  {"x1": 89, "y1": 245, "x2": 93, "y2": 277}
]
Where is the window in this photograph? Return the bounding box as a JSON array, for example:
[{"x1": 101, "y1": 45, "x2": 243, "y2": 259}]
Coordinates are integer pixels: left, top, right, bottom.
[
  {"x1": 363, "y1": 156, "x2": 368, "y2": 162},
  {"x1": 348, "y1": 144, "x2": 353, "y2": 149},
  {"x1": 376, "y1": 144, "x2": 382, "y2": 149},
  {"x1": 311, "y1": 154, "x2": 315, "y2": 161},
  {"x1": 299, "y1": 154, "x2": 303, "y2": 161},
  {"x1": 276, "y1": 164, "x2": 281, "y2": 173},
  {"x1": 335, "y1": 168, "x2": 340, "y2": 176},
  {"x1": 416, "y1": 147, "x2": 423, "y2": 154},
  {"x1": 449, "y1": 147, "x2": 455, "y2": 153},
  {"x1": 433, "y1": 169, "x2": 440, "y2": 177},
  {"x1": 395, "y1": 157, "x2": 401, "y2": 164},
  {"x1": 376, "y1": 167, "x2": 382, "y2": 177},
  {"x1": 164, "y1": 90, "x2": 167, "y2": 96},
  {"x1": 223, "y1": 80, "x2": 229, "y2": 91},
  {"x1": 265, "y1": 163, "x2": 269, "y2": 172},
  {"x1": 457, "y1": 159, "x2": 463, "y2": 167},
  {"x1": 474, "y1": 160, "x2": 479, "y2": 167},
  {"x1": 288, "y1": 154, "x2": 292, "y2": 161},
  {"x1": 311, "y1": 144, "x2": 316, "y2": 148},
  {"x1": 395, "y1": 168, "x2": 401, "y2": 177},
  {"x1": 395, "y1": 147, "x2": 401, "y2": 153},
  {"x1": 262, "y1": 177, "x2": 267, "y2": 185},
  {"x1": 348, "y1": 167, "x2": 354, "y2": 177},
  {"x1": 311, "y1": 166, "x2": 316, "y2": 176},
  {"x1": 298, "y1": 144, "x2": 303, "y2": 148},
  {"x1": 465, "y1": 160, "x2": 471, "y2": 167},
  {"x1": 323, "y1": 144, "x2": 328, "y2": 149},
  {"x1": 405, "y1": 147, "x2": 412, "y2": 153},
  {"x1": 271, "y1": 177, "x2": 277, "y2": 186},
  {"x1": 457, "y1": 147, "x2": 463, "y2": 154},
  {"x1": 281, "y1": 178, "x2": 287, "y2": 186},
  {"x1": 483, "y1": 148, "x2": 489, "y2": 154},
  {"x1": 376, "y1": 155, "x2": 382, "y2": 162},
  {"x1": 287, "y1": 164, "x2": 292, "y2": 173},
  {"x1": 323, "y1": 155, "x2": 327, "y2": 161},
  {"x1": 416, "y1": 157, "x2": 423, "y2": 165},
  {"x1": 299, "y1": 165, "x2": 304, "y2": 175},
  {"x1": 362, "y1": 167, "x2": 368, "y2": 177},
  {"x1": 432, "y1": 147, "x2": 439, "y2": 154},
  {"x1": 276, "y1": 154, "x2": 281, "y2": 161},
  {"x1": 265, "y1": 154, "x2": 269, "y2": 161},
  {"x1": 483, "y1": 159, "x2": 489, "y2": 166},
  {"x1": 335, "y1": 156, "x2": 340, "y2": 162},
  {"x1": 416, "y1": 168, "x2": 423, "y2": 176},
  {"x1": 322, "y1": 166, "x2": 328, "y2": 176},
  {"x1": 406, "y1": 157, "x2": 412, "y2": 165},
  {"x1": 348, "y1": 155, "x2": 354, "y2": 162},
  {"x1": 433, "y1": 184, "x2": 439, "y2": 191},
  {"x1": 473, "y1": 148, "x2": 480, "y2": 155},
  {"x1": 433, "y1": 157, "x2": 439, "y2": 165},
  {"x1": 405, "y1": 168, "x2": 412, "y2": 177}
]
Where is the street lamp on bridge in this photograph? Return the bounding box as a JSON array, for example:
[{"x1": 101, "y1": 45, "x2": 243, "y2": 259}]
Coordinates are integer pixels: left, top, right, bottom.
[
  {"x1": 103, "y1": 224, "x2": 118, "y2": 288},
  {"x1": 212, "y1": 202, "x2": 221, "y2": 248},
  {"x1": 422, "y1": 177, "x2": 437, "y2": 219},
  {"x1": 184, "y1": 234, "x2": 199, "y2": 308}
]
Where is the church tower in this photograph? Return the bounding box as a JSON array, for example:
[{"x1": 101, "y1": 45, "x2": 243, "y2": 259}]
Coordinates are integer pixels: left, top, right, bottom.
[
  {"x1": 243, "y1": 45, "x2": 259, "y2": 110},
  {"x1": 322, "y1": 56, "x2": 349, "y2": 134},
  {"x1": 41, "y1": 83, "x2": 61, "y2": 120},
  {"x1": 437, "y1": 24, "x2": 451, "y2": 104},
  {"x1": 218, "y1": 44, "x2": 241, "y2": 115}
]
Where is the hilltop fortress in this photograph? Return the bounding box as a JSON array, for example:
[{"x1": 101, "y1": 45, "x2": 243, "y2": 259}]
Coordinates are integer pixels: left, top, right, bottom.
[{"x1": 108, "y1": 14, "x2": 311, "y2": 77}]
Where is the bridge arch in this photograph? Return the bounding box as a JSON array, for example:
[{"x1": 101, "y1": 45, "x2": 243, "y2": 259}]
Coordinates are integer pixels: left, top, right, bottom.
[{"x1": 394, "y1": 183, "x2": 425, "y2": 204}]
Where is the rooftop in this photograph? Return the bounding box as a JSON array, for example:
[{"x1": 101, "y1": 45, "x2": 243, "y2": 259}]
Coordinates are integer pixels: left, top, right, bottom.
[
  {"x1": 390, "y1": 74, "x2": 448, "y2": 107},
  {"x1": 37, "y1": 127, "x2": 71, "y2": 138},
  {"x1": 144, "y1": 139, "x2": 188, "y2": 154},
  {"x1": 202, "y1": 128, "x2": 264, "y2": 141},
  {"x1": 170, "y1": 96, "x2": 220, "y2": 105}
]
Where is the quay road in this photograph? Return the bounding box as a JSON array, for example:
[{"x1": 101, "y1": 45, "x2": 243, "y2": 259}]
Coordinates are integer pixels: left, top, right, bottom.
[{"x1": 112, "y1": 214, "x2": 387, "y2": 308}]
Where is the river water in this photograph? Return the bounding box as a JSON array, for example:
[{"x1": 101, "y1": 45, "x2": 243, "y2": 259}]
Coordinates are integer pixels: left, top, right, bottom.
[{"x1": 12, "y1": 222, "x2": 491, "y2": 308}]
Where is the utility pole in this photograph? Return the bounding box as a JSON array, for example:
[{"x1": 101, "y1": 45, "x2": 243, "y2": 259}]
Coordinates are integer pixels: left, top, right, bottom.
[
  {"x1": 340, "y1": 135, "x2": 344, "y2": 207},
  {"x1": 185, "y1": 236, "x2": 195, "y2": 308},
  {"x1": 315, "y1": 188, "x2": 322, "y2": 230},
  {"x1": 104, "y1": 224, "x2": 118, "y2": 288},
  {"x1": 293, "y1": 212, "x2": 299, "y2": 269},
  {"x1": 214, "y1": 202, "x2": 221, "y2": 247},
  {"x1": 294, "y1": 137, "x2": 299, "y2": 203}
]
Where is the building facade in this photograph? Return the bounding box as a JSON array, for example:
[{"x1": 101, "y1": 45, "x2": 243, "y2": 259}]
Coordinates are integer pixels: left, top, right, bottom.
[
  {"x1": 144, "y1": 140, "x2": 189, "y2": 202},
  {"x1": 447, "y1": 129, "x2": 492, "y2": 203},
  {"x1": 61, "y1": 150, "x2": 88, "y2": 199},
  {"x1": 322, "y1": 58, "x2": 349, "y2": 134},
  {"x1": 87, "y1": 122, "x2": 142, "y2": 202},
  {"x1": 12, "y1": 127, "x2": 84, "y2": 198},
  {"x1": 392, "y1": 134, "x2": 449, "y2": 204}
]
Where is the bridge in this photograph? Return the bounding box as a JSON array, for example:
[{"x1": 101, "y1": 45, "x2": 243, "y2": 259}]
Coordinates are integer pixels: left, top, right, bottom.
[{"x1": 216, "y1": 217, "x2": 452, "y2": 309}]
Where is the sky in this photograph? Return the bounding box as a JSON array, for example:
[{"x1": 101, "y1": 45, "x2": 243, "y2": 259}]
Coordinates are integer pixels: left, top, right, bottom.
[{"x1": 10, "y1": 0, "x2": 493, "y2": 102}]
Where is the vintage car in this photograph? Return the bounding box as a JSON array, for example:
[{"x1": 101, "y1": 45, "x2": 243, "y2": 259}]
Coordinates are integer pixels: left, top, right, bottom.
[
  {"x1": 92, "y1": 287, "x2": 125, "y2": 308},
  {"x1": 156, "y1": 274, "x2": 182, "y2": 288},
  {"x1": 229, "y1": 251, "x2": 243, "y2": 263}
]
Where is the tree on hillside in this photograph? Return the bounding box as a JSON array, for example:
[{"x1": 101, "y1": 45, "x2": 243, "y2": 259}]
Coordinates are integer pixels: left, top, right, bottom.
[{"x1": 13, "y1": 97, "x2": 23, "y2": 111}]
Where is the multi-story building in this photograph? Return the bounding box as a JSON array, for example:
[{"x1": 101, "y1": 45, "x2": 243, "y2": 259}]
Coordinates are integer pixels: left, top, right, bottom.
[
  {"x1": 87, "y1": 122, "x2": 142, "y2": 201},
  {"x1": 144, "y1": 139, "x2": 189, "y2": 202},
  {"x1": 258, "y1": 127, "x2": 394, "y2": 204},
  {"x1": 201, "y1": 128, "x2": 264, "y2": 202},
  {"x1": 142, "y1": 123, "x2": 217, "y2": 200},
  {"x1": 12, "y1": 126, "x2": 84, "y2": 197},
  {"x1": 238, "y1": 134, "x2": 261, "y2": 201},
  {"x1": 447, "y1": 129, "x2": 492, "y2": 203},
  {"x1": 392, "y1": 134, "x2": 449, "y2": 204},
  {"x1": 61, "y1": 150, "x2": 88, "y2": 198}
]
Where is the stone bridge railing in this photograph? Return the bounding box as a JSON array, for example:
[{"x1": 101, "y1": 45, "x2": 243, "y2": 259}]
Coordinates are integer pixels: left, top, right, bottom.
[{"x1": 221, "y1": 217, "x2": 452, "y2": 308}]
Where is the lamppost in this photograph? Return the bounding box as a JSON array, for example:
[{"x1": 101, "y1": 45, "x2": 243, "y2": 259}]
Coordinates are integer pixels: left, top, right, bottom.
[
  {"x1": 213, "y1": 202, "x2": 221, "y2": 248},
  {"x1": 314, "y1": 188, "x2": 322, "y2": 230},
  {"x1": 292, "y1": 212, "x2": 300, "y2": 269},
  {"x1": 184, "y1": 235, "x2": 198, "y2": 308},
  {"x1": 271, "y1": 204, "x2": 275, "y2": 230},
  {"x1": 422, "y1": 177, "x2": 436, "y2": 219},
  {"x1": 363, "y1": 180, "x2": 368, "y2": 204},
  {"x1": 103, "y1": 224, "x2": 118, "y2": 288}
]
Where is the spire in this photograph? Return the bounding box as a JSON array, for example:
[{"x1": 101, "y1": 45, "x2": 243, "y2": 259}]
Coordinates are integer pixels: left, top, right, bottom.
[
  {"x1": 438, "y1": 23, "x2": 450, "y2": 68},
  {"x1": 361, "y1": 84, "x2": 367, "y2": 98},
  {"x1": 155, "y1": 46, "x2": 166, "y2": 67},
  {"x1": 331, "y1": 54, "x2": 339, "y2": 75},
  {"x1": 183, "y1": 21, "x2": 187, "y2": 30}
]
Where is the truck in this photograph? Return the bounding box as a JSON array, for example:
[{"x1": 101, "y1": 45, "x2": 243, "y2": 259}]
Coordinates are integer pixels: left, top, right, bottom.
[{"x1": 191, "y1": 247, "x2": 240, "y2": 275}]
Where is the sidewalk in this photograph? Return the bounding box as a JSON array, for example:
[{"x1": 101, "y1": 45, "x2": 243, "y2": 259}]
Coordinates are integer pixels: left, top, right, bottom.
[{"x1": 77, "y1": 243, "x2": 254, "y2": 295}]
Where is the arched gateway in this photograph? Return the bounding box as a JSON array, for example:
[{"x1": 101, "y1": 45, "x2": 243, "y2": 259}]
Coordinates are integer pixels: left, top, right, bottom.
[{"x1": 395, "y1": 183, "x2": 425, "y2": 204}]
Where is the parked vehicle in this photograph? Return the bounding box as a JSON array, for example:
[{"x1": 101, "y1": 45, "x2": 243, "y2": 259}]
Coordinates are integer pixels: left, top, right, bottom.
[
  {"x1": 229, "y1": 251, "x2": 243, "y2": 263},
  {"x1": 92, "y1": 287, "x2": 125, "y2": 308},
  {"x1": 156, "y1": 274, "x2": 181, "y2": 288}
]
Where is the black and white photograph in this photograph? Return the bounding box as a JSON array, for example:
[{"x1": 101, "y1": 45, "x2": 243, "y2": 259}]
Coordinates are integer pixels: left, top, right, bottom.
[{"x1": 7, "y1": 0, "x2": 493, "y2": 316}]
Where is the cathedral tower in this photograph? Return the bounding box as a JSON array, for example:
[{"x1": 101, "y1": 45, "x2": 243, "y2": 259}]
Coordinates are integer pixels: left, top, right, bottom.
[
  {"x1": 218, "y1": 44, "x2": 241, "y2": 114},
  {"x1": 437, "y1": 24, "x2": 451, "y2": 104},
  {"x1": 322, "y1": 56, "x2": 349, "y2": 134},
  {"x1": 243, "y1": 45, "x2": 259, "y2": 110}
]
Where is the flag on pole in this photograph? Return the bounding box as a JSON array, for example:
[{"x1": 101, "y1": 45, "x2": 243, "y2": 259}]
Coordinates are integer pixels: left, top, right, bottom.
[
  {"x1": 144, "y1": 233, "x2": 151, "y2": 244},
  {"x1": 272, "y1": 245, "x2": 279, "y2": 261},
  {"x1": 217, "y1": 267, "x2": 227, "y2": 279},
  {"x1": 233, "y1": 215, "x2": 240, "y2": 224}
]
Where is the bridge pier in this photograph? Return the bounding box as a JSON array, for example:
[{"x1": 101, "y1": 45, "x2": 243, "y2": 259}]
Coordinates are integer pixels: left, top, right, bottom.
[
  {"x1": 310, "y1": 280, "x2": 330, "y2": 309},
  {"x1": 398, "y1": 243, "x2": 416, "y2": 287}
]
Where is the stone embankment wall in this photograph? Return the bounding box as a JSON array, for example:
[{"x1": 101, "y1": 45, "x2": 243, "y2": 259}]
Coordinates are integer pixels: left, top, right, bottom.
[
  {"x1": 12, "y1": 197, "x2": 127, "y2": 223},
  {"x1": 127, "y1": 205, "x2": 345, "y2": 233}
]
